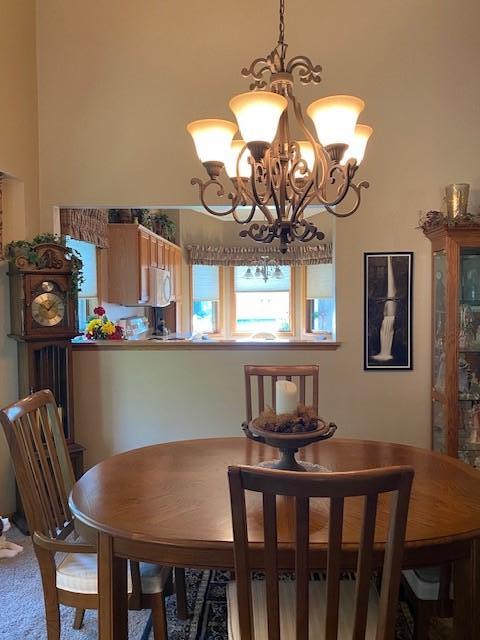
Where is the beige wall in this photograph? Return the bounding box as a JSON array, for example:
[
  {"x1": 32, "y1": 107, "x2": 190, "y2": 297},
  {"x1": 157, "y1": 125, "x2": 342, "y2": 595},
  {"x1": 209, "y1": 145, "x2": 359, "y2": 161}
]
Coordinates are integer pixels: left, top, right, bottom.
[
  {"x1": 73, "y1": 346, "x2": 425, "y2": 469},
  {"x1": 0, "y1": 0, "x2": 39, "y2": 512},
  {"x1": 2, "y1": 0, "x2": 480, "y2": 508},
  {"x1": 35, "y1": 0, "x2": 480, "y2": 462}
]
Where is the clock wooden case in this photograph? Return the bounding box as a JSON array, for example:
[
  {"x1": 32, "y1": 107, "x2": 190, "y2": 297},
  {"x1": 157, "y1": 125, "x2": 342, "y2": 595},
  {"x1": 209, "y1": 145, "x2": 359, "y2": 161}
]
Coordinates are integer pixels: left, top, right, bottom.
[{"x1": 8, "y1": 243, "x2": 84, "y2": 493}]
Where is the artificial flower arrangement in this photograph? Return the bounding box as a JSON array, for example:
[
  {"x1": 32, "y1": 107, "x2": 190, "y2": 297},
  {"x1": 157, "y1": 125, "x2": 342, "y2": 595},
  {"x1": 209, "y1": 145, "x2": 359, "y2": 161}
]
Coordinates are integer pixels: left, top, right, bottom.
[{"x1": 85, "y1": 306, "x2": 124, "y2": 341}]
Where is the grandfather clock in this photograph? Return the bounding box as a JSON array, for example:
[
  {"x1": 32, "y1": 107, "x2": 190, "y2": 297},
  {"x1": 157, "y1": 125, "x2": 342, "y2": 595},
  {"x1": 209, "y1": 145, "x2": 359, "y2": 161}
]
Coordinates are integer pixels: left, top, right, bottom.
[{"x1": 8, "y1": 243, "x2": 85, "y2": 532}]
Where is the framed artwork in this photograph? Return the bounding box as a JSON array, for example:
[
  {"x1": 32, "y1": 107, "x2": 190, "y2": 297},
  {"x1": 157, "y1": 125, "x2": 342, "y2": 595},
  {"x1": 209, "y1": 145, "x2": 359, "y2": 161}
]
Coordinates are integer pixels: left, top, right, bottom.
[{"x1": 364, "y1": 252, "x2": 413, "y2": 370}]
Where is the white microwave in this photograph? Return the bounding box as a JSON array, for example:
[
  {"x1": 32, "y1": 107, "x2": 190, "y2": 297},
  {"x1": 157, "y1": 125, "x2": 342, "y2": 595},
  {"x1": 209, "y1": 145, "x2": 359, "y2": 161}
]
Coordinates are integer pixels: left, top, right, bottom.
[{"x1": 148, "y1": 267, "x2": 172, "y2": 307}]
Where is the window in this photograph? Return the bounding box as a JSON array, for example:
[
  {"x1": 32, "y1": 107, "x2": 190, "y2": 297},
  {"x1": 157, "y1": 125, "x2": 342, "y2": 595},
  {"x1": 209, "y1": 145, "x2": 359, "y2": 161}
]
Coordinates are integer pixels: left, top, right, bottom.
[
  {"x1": 233, "y1": 265, "x2": 292, "y2": 334},
  {"x1": 65, "y1": 237, "x2": 98, "y2": 331},
  {"x1": 191, "y1": 265, "x2": 221, "y2": 334},
  {"x1": 305, "y1": 263, "x2": 335, "y2": 338}
]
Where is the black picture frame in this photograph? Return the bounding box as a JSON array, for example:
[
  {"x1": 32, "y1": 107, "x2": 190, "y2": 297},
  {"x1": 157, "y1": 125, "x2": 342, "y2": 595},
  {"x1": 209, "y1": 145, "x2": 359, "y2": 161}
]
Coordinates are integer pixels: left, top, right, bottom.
[{"x1": 364, "y1": 252, "x2": 413, "y2": 370}]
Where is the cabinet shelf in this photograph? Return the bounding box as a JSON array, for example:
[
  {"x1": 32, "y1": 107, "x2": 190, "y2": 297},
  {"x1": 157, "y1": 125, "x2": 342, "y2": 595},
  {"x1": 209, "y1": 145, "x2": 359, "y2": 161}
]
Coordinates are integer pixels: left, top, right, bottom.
[
  {"x1": 459, "y1": 392, "x2": 480, "y2": 402},
  {"x1": 460, "y1": 299, "x2": 480, "y2": 306}
]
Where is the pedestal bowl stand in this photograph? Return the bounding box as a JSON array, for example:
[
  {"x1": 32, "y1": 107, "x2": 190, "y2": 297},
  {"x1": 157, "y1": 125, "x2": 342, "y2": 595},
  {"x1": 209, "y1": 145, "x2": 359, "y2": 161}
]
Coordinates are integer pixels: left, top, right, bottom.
[{"x1": 242, "y1": 421, "x2": 337, "y2": 472}]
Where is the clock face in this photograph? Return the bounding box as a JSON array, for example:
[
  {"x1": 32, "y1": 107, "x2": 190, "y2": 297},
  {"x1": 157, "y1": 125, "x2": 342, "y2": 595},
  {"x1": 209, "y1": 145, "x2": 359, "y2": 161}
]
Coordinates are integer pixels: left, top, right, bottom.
[{"x1": 31, "y1": 291, "x2": 66, "y2": 327}]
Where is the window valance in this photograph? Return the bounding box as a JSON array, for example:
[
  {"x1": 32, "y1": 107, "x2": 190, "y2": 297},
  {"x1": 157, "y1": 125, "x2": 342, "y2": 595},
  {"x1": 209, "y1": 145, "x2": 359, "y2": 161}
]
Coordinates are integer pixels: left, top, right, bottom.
[
  {"x1": 60, "y1": 208, "x2": 109, "y2": 248},
  {"x1": 186, "y1": 243, "x2": 332, "y2": 266}
]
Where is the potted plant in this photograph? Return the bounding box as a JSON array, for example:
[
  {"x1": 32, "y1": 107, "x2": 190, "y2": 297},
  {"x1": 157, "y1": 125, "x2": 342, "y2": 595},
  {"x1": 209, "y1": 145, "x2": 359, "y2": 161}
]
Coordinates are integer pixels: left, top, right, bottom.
[
  {"x1": 153, "y1": 213, "x2": 176, "y2": 243},
  {"x1": 134, "y1": 209, "x2": 154, "y2": 231},
  {"x1": 108, "y1": 209, "x2": 133, "y2": 224}
]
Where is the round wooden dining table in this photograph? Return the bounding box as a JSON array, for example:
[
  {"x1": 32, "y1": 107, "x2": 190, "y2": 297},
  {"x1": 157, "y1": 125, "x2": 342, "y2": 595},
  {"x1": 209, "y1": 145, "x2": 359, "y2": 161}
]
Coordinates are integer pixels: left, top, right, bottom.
[{"x1": 69, "y1": 437, "x2": 480, "y2": 639}]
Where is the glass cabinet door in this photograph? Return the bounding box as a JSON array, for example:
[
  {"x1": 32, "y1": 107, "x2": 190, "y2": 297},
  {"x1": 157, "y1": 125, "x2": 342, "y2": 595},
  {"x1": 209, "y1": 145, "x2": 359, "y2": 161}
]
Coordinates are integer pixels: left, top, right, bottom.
[
  {"x1": 458, "y1": 248, "x2": 480, "y2": 466},
  {"x1": 432, "y1": 251, "x2": 446, "y2": 452}
]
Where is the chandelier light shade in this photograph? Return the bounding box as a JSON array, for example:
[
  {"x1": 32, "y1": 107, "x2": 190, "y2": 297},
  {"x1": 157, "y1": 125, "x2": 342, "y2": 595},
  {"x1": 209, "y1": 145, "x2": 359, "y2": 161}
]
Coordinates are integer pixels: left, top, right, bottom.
[
  {"x1": 225, "y1": 140, "x2": 252, "y2": 178},
  {"x1": 187, "y1": 0, "x2": 372, "y2": 252},
  {"x1": 186, "y1": 119, "x2": 238, "y2": 174},
  {"x1": 343, "y1": 124, "x2": 373, "y2": 166},
  {"x1": 229, "y1": 91, "x2": 288, "y2": 149},
  {"x1": 296, "y1": 141, "x2": 315, "y2": 173},
  {"x1": 306, "y1": 95, "x2": 365, "y2": 148}
]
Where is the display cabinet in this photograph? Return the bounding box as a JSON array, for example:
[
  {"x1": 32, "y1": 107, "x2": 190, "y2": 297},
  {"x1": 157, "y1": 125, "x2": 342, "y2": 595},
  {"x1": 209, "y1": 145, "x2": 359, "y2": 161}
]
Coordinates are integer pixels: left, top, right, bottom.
[{"x1": 424, "y1": 222, "x2": 480, "y2": 467}]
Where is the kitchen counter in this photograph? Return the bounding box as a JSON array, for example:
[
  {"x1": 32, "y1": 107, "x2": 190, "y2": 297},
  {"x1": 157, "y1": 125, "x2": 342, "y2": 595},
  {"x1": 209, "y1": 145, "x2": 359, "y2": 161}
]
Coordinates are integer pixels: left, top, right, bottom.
[{"x1": 72, "y1": 337, "x2": 341, "y2": 351}]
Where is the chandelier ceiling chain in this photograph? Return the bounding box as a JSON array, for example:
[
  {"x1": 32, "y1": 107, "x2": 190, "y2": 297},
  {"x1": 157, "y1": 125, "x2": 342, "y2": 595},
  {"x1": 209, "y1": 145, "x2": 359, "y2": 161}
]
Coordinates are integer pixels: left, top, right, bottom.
[
  {"x1": 278, "y1": 0, "x2": 285, "y2": 47},
  {"x1": 187, "y1": 0, "x2": 373, "y2": 253}
]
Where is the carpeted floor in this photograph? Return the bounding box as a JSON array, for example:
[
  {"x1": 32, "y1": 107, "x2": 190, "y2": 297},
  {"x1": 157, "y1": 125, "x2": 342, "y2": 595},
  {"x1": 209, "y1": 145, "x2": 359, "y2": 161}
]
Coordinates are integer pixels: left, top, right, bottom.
[{"x1": 0, "y1": 527, "x2": 452, "y2": 639}]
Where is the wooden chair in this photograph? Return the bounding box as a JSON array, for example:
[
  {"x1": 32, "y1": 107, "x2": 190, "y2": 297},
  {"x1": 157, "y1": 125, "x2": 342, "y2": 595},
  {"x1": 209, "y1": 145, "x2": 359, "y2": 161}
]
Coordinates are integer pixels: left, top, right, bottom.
[
  {"x1": 0, "y1": 389, "x2": 174, "y2": 640},
  {"x1": 244, "y1": 365, "x2": 319, "y2": 421},
  {"x1": 401, "y1": 565, "x2": 452, "y2": 639},
  {"x1": 227, "y1": 464, "x2": 414, "y2": 640}
]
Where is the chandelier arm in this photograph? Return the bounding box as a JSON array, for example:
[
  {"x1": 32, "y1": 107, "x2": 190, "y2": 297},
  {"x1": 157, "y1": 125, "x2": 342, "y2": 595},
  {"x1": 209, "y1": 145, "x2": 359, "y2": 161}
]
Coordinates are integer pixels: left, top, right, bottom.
[
  {"x1": 290, "y1": 91, "x2": 332, "y2": 206},
  {"x1": 269, "y1": 170, "x2": 283, "y2": 221},
  {"x1": 241, "y1": 58, "x2": 270, "y2": 81},
  {"x1": 291, "y1": 182, "x2": 316, "y2": 223},
  {"x1": 286, "y1": 56, "x2": 322, "y2": 85},
  {"x1": 232, "y1": 204, "x2": 257, "y2": 225},
  {"x1": 240, "y1": 222, "x2": 278, "y2": 244},
  {"x1": 277, "y1": 109, "x2": 290, "y2": 219},
  {"x1": 290, "y1": 220, "x2": 314, "y2": 241},
  {"x1": 296, "y1": 189, "x2": 318, "y2": 216},
  {"x1": 230, "y1": 177, "x2": 249, "y2": 204},
  {"x1": 306, "y1": 159, "x2": 354, "y2": 209},
  {"x1": 250, "y1": 174, "x2": 275, "y2": 222},
  {"x1": 270, "y1": 158, "x2": 285, "y2": 219},
  {"x1": 191, "y1": 177, "x2": 241, "y2": 217},
  {"x1": 290, "y1": 219, "x2": 325, "y2": 242},
  {"x1": 288, "y1": 159, "x2": 311, "y2": 197},
  {"x1": 249, "y1": 152, "x2": 277, "y2": 221},
  {"x1": 324, "y1": 180, "x2": 370, "y2": 218},
  {"x1": 267, "y1": 154, "x2": 282, "y2": 221}
]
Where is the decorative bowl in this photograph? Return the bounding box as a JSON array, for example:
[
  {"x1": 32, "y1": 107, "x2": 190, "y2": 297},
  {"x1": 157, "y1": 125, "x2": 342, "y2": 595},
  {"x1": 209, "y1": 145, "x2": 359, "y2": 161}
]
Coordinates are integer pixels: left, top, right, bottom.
[{"x1": 242, "y1": 419, "x2": 337, "y2": 472}]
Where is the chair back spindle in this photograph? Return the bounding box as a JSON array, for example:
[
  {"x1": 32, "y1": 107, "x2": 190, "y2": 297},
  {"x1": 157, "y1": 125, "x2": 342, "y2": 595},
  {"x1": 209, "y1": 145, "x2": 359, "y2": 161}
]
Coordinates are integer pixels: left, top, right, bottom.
[
  {"x1": 228, "y1": 465, "x2": 414, "y2": 640},
  {"x1": 244, "y1": 365, "x2": 319, "y2": 422}
]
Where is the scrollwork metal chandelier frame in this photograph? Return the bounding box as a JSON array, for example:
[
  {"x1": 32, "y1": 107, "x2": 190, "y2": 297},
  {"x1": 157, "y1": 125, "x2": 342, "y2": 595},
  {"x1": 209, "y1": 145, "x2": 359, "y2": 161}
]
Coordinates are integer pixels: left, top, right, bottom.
[{"x1": 189, "y1": 0, "x2": 370, "y2": 253}]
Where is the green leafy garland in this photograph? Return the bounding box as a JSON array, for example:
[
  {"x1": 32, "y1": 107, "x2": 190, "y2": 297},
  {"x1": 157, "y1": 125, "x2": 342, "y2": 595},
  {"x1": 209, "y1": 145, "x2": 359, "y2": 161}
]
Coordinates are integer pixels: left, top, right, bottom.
[{"x1": 4, "y1": 233, "x2": 84, "y2": 294}]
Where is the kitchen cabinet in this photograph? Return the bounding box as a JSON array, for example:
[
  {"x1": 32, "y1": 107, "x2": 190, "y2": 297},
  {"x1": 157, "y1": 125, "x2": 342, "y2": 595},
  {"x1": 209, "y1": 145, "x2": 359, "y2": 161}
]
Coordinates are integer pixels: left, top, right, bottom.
[
  {"x1": 423, "y1": 221, "x2": 480, "y2": 467},
  {"x1": 150, "y1": 236, "x2": 158, "y2": 267},
  {"x1": 138, "y1": 229, "x2": 151, "y2": 303},
  {"x1": 107, "y1": 224, "x2": 183, "y2": 307}
]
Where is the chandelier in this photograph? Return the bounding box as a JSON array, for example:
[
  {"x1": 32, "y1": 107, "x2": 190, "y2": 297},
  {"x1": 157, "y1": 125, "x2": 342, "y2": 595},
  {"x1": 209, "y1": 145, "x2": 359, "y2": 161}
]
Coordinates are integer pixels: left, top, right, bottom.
[
  {"x1": 243, "y1": 256, "x2": 284, "y2": 283},
  {"x1": 187, "y1": 0, "x2": 372, "y2": 253}
]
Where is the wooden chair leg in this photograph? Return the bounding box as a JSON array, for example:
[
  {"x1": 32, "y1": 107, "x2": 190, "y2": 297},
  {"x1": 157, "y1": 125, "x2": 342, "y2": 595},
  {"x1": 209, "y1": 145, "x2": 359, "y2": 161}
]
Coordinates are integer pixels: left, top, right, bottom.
[
  {"x1": 413, "y1": 605, "x2": 431, "y2": 640},
  {"x1": 73, "y1": 607, "x2": 85, "y2": 630},
  {"x1": 150, "y1": 594, "x2": 168, "y2": 640},
  {"x1": 44, "y1": 599, "x2": 60, "y2": 640},
  {"x1": 174, "y1": 567, "x2": 189, "y2": 620}
]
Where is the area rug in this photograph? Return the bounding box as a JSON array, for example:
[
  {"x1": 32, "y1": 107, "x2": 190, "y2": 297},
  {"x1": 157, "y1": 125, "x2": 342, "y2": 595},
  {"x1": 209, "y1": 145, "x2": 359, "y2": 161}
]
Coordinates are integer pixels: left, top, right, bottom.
[{"x1": 0, "y1": 527, "x2": 451, "y2": 639}]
